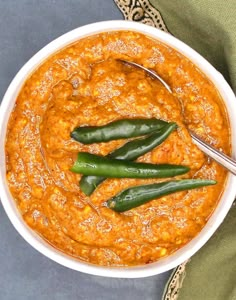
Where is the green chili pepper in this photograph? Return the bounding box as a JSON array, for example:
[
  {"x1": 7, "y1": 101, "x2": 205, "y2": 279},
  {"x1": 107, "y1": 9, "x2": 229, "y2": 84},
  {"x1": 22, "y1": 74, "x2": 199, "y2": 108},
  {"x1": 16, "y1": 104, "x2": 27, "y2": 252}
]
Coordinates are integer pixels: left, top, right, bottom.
[
  {"x1": 71, "y1": 118, "x2": 168, "y2": 144},
  {"x1": 106, "y1": 179, "x2": 217, "y2": 212},
  {"x1": 71, "y1": 152, "x2": 189, "y2": 178},
  {"x1": 80, "y1": 122, "x2": 177, "y2": 195}
]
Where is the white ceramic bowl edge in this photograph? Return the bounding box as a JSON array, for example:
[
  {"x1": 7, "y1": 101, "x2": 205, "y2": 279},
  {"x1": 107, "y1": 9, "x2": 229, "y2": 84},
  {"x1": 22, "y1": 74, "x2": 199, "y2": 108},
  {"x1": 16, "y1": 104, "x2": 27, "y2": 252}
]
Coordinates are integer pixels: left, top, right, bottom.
[{"x1": 0, "y1": 20, "x2": 236, "y2": 278}]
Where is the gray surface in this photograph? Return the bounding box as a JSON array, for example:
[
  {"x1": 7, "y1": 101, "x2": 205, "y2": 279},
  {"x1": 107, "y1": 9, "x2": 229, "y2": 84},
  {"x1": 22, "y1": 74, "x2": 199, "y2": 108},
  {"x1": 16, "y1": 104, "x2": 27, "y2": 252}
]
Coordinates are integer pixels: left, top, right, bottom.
[{"x1": 0, "y1": 1, "x2": 171, "y2": 299}]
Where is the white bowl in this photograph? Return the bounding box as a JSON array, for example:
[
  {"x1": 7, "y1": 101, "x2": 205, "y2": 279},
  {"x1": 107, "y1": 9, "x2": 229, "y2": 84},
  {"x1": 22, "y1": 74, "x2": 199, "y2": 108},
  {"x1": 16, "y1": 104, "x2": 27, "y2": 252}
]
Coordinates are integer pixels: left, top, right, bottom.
[{"x1": 0, "y1": 20, "x2": 236, "y2": 278}]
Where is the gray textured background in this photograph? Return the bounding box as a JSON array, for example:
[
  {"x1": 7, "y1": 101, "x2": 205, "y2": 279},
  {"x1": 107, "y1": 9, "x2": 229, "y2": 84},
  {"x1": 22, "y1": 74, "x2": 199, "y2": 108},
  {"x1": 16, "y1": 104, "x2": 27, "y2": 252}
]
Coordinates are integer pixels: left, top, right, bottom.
[{"x1": 0, "y1": 1, "x2": 171, "y2": 299}]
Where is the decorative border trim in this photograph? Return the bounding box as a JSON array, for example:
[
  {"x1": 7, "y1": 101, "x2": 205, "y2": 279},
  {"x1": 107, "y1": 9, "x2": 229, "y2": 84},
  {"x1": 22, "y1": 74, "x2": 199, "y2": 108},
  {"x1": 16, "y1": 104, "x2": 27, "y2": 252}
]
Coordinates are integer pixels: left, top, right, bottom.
[
  {"x1": 162, "y1": 260, "x2": 189, "y2": 300},
  {"x1": 114, "y1": 0, "x2": 168, "y2": 31}
]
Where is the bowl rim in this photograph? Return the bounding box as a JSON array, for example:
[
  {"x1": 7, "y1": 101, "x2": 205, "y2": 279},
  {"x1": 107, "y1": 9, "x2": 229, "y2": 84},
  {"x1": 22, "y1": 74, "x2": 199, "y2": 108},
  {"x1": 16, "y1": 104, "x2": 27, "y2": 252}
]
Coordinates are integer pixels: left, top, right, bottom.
[{"x1": 0, "y1": 20, "x2": 236, "y2": 278}]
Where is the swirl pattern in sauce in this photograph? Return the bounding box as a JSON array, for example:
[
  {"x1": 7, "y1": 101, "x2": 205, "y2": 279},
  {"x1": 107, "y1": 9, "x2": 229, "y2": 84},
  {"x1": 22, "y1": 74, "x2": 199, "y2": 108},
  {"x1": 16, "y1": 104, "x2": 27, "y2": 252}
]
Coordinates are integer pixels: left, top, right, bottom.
[{"x1": 5, "y1": 31, "x2": 230, "y2": 266}]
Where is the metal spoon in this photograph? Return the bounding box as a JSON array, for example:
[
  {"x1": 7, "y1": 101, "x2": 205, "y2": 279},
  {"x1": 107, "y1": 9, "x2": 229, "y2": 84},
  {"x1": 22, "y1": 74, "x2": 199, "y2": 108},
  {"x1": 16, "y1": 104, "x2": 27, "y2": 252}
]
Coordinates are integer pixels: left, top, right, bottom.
[{"x1": 118, "y1": 59, "x2": 236, "y2": 176}]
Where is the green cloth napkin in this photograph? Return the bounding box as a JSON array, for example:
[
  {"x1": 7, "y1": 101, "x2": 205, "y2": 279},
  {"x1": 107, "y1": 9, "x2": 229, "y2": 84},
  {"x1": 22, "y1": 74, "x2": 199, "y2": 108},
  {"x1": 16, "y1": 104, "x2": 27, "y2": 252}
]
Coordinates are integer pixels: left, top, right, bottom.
[
  {"x1": 114, "y1": 1, "x2": 236, "y2": 299},
  {"x1": 153, "y1": 3, "x2": 236, "y2": 299}
]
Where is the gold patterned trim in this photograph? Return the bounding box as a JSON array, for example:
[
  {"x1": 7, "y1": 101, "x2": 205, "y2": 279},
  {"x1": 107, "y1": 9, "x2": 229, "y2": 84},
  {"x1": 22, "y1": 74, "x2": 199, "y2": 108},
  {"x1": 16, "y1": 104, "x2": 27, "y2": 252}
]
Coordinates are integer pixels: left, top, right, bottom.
[
  {"x1": 114, "y1": 0, "x2": 168, "y2": 31},
  {"x1": 162, "y1": 260, "x2": 189, "y2": 300}
]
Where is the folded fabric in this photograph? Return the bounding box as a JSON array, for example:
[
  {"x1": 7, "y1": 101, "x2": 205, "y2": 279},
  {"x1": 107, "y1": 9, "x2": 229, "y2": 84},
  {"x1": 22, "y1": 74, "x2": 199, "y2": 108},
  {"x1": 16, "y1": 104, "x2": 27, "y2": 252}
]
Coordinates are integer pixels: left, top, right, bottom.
[
  {"x1": 114, "y1": 1, "x2": 236, "y2": 299},
  {"x1": 162, "y1": 204, "x2": 236, "y2": 300}
]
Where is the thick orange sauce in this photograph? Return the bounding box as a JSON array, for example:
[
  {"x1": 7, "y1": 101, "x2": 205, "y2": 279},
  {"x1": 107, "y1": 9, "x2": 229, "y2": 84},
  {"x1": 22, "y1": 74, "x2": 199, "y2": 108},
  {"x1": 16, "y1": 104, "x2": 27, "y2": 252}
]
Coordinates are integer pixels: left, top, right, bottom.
[{"x1": 5, "y1": 31, "x2": 230, "y2": 266}]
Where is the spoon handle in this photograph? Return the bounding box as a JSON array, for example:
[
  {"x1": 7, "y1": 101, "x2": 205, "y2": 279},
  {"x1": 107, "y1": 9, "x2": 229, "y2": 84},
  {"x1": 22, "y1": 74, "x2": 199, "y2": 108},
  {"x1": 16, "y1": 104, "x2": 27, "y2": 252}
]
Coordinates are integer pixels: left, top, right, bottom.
[
  {"x1": 190, "y1": 131, "x2": 236, "y2": 175},
  {"x1": 118, "y1": 59, "x2": 236, "y2": 176}
]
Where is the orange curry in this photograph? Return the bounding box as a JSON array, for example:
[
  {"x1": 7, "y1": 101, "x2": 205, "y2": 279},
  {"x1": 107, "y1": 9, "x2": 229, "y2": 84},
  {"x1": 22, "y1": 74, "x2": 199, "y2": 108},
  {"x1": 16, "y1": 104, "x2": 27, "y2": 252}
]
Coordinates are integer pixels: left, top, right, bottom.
[{"x1": 5, "y1": 31, "x2": 230, "y2": 266}]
